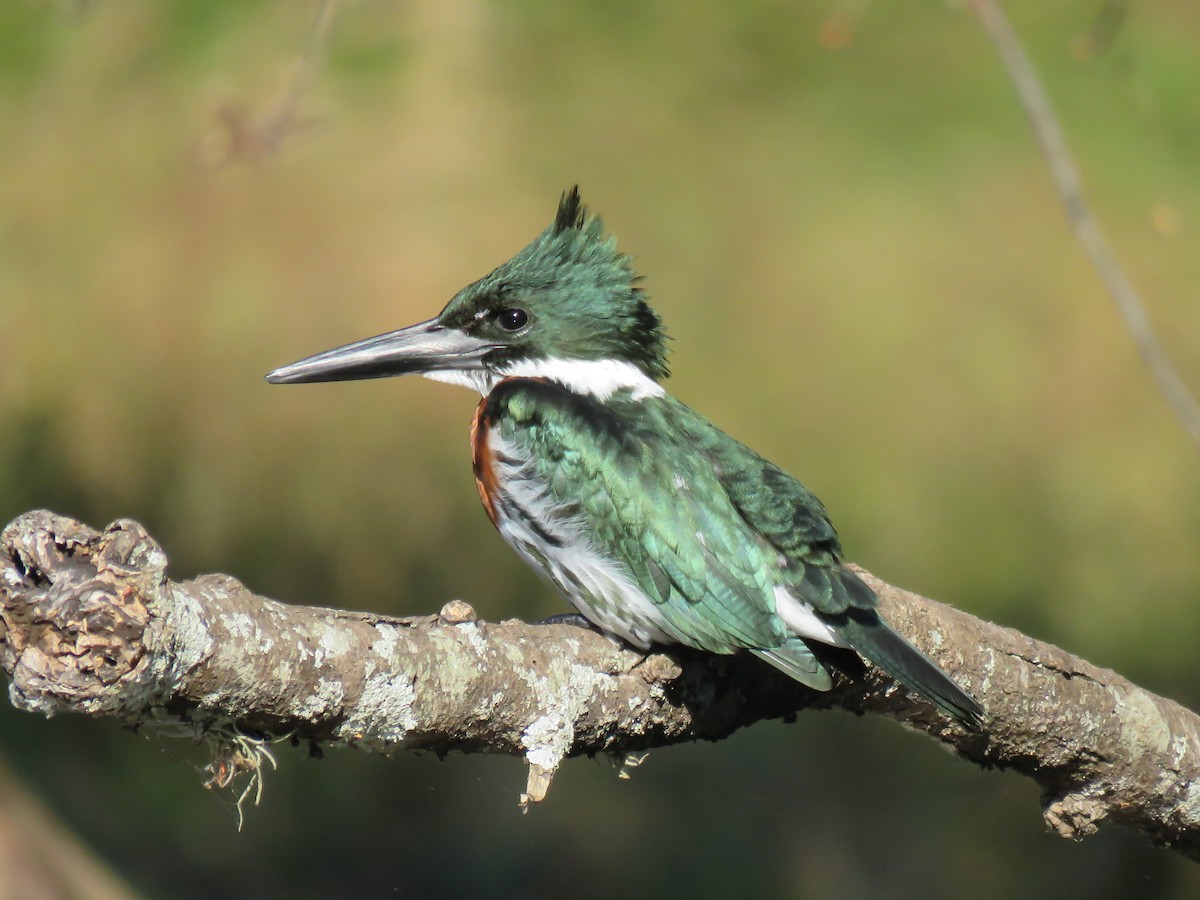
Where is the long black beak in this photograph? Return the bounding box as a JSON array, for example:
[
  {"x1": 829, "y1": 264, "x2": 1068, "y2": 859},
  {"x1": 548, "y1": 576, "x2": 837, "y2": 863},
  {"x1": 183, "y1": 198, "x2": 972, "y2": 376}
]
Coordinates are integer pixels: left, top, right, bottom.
[{"x1": 265, "y1": 318, "x2": 495, "y2": 384}]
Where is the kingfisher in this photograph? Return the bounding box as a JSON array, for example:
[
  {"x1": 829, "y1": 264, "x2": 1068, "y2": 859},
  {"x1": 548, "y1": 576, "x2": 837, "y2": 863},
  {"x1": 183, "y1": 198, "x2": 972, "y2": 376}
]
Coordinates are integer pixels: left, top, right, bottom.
[{"x1": 266, "y1": 188, "x2": 983, "y2": 729}]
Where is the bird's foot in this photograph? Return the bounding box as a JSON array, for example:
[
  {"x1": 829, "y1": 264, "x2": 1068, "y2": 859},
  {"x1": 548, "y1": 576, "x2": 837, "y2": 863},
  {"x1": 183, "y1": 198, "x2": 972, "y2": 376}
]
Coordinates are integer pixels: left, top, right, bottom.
[
  {"x1": 535, "y1": 612, "x2": 599, "y2": 630},
  {"x1": 535, "y1": 613, "x2": 627, "y2": 648}
]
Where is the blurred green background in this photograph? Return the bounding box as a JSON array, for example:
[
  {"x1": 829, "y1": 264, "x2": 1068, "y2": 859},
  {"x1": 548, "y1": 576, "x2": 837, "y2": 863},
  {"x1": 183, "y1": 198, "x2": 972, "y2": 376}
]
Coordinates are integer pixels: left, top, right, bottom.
[{"x1": 2, "y1": 0, "x2": 1199, "y2": 896}]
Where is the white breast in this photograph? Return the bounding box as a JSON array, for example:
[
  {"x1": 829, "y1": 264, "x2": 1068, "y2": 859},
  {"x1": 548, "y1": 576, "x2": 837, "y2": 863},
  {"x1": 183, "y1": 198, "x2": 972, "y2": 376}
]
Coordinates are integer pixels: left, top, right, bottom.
[{"x1": 488, "y1": 433, "x2": 673, "y2": 649}]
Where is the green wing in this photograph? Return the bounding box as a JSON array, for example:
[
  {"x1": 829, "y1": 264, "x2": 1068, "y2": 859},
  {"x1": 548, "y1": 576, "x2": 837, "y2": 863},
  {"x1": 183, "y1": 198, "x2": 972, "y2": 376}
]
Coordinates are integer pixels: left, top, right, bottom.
[
  {"x1": 488, "y1": 380, "x2": 792, "y2": 656},
  {"x1": 691, "y1": 416, "x2": 880, "y2": 620},
  {"x1": 691, "y1": 408, "x2": 983, "y2": 727}
]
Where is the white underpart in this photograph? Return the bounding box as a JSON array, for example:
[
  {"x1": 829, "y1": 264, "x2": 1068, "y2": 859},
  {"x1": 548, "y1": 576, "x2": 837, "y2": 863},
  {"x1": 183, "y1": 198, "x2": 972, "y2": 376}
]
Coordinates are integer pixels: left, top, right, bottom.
[
  {"x1": 423, "y1": 358, "x2": 664, "y2": 401},
  {"x1": 488, "y1": 433, "x2": 674, "y2": 649},
  {"x1": 773, "y1": 585, "x2": 850, "y2": 648},
  {"x1": 423, "y1": 368, "x2": 497, "y2": 395}
]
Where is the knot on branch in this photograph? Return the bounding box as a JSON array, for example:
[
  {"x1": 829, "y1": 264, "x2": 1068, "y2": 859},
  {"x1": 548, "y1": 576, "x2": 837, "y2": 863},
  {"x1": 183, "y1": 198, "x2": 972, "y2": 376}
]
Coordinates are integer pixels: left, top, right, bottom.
[
  {"x1": 1, "y1": 511, "x2": 167, "y2": 716},
  {"x1": 1043, "y1": 790, "x2": 1108, "y2": 840}
]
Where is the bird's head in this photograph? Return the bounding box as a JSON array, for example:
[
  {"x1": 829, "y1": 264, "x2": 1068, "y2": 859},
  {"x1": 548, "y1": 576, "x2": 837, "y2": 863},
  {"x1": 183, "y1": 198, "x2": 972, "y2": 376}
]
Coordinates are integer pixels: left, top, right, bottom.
[{"x1": 267, "y1": 188, "x2": 669, "y2": 397}]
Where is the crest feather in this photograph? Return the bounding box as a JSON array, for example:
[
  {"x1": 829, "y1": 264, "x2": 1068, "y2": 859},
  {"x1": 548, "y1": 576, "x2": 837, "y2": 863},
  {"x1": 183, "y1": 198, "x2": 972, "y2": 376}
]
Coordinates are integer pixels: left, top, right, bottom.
[{"x1": 554, "y1": 186, "x2": 587, "y2": 234}]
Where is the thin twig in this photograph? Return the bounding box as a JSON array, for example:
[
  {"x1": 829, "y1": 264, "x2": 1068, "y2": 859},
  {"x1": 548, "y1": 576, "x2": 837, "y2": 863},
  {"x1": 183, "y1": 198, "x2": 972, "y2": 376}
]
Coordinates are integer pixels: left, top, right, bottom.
[
  {"x1": 200, "y1": 0, "x2": 342, "y2": 165},
  {"x1": 970, "y1": 0, "x2": 1200, "y2": 452},
  {"x1": 261, "y1": 0, "x2": 342, "y2": 141}
]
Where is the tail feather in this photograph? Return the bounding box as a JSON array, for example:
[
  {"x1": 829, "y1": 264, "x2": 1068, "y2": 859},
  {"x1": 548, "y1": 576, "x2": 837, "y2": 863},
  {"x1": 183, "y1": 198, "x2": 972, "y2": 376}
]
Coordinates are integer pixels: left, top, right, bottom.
[{"x1": 835, "y1": 612, "x2": 984, "y2": 730}]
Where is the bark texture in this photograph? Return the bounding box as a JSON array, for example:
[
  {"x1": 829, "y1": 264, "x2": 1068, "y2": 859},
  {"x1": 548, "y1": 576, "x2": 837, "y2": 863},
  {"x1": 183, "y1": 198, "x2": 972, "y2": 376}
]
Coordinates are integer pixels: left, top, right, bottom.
[{"x1": 2, "y1": 510, "x2": 1198, "y2": 857}]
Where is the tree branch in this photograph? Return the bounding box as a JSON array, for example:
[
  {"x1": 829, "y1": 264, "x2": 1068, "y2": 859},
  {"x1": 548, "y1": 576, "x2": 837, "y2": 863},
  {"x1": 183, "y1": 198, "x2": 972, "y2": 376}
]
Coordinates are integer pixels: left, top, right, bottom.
[{"x1": 3, "y1": 511, "x2": 1198, "y2": 856}]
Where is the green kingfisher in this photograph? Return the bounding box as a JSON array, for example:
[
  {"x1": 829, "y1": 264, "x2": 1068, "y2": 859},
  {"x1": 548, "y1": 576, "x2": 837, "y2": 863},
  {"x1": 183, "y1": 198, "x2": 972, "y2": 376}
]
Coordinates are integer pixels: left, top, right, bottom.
[{"x1": 266, "y1": 188, "x2": 983, "y2": 729}]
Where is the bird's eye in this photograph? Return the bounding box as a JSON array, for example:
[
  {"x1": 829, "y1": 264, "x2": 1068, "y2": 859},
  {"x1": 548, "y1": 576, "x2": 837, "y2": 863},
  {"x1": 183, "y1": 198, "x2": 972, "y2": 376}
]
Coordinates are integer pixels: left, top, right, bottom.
[{"x1": 497, "y1": 308, "x2": 529, "y2": 332}]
